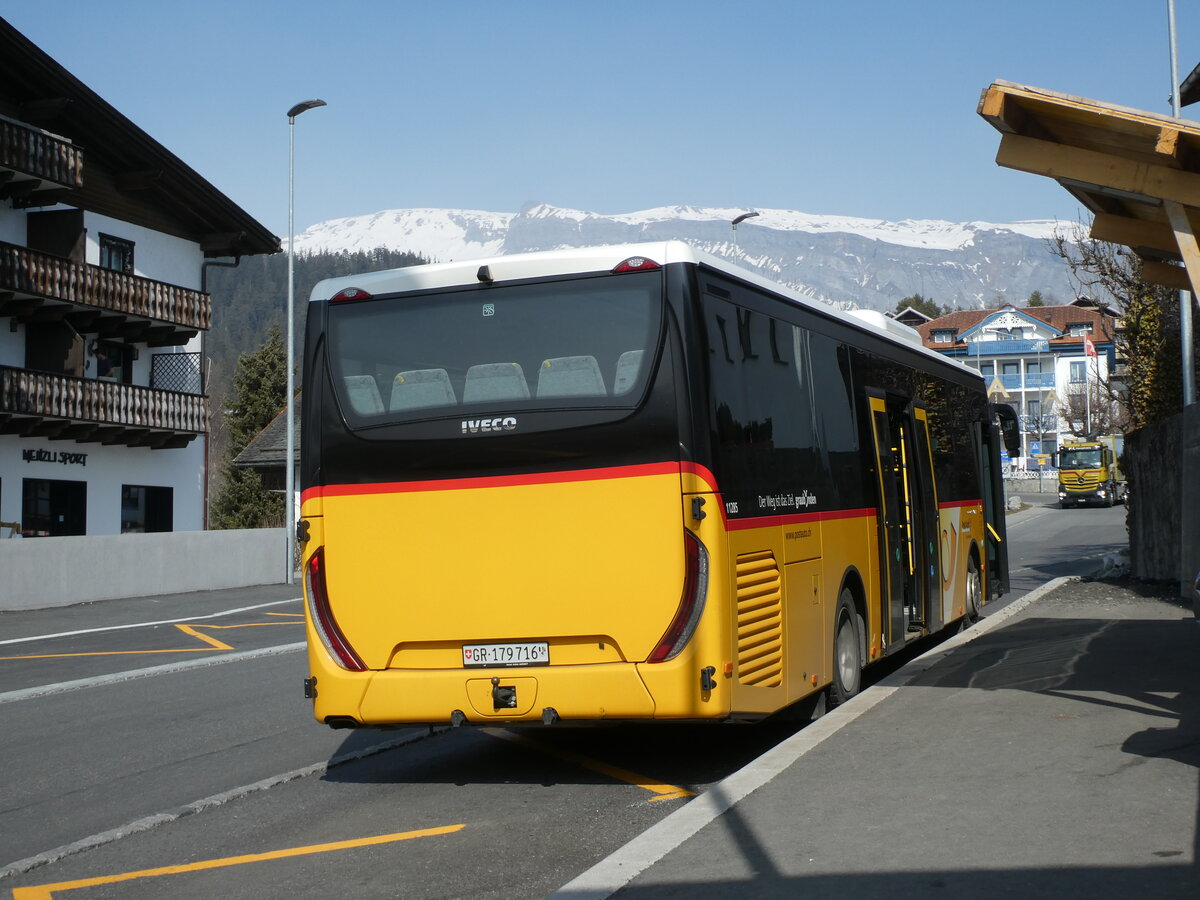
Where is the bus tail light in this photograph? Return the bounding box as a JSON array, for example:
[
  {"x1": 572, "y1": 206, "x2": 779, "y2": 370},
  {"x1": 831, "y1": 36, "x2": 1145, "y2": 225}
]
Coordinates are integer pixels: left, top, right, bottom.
[
  {"x1": 330, "y1": 287, "x2": 372, "y2": 302},
  {"x1": 647, "y1": 531, "x2": 709, "y2": 662},
  {"x1": 612, "y1": 256, "x2": 661, "y2": 274},
  {"x1": 305, "y1": 548, "x2": 367, "y2": 671}
]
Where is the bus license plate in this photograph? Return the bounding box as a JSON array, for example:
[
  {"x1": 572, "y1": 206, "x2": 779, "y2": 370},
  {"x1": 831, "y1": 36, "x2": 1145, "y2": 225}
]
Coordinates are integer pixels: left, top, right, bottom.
[{"x1": 462, "y1": 642, "x2": 550, "y2": 668}]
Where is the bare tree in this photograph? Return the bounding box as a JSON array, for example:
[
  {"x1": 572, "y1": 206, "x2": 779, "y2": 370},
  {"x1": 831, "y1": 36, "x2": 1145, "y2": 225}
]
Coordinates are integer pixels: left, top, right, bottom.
[
  {"x1": 1049, "y1": 223, "x2": 1193, "y2": 429},
  {"x1": 1059, "y1": 380, "x2": 1127, "y2": 437}
]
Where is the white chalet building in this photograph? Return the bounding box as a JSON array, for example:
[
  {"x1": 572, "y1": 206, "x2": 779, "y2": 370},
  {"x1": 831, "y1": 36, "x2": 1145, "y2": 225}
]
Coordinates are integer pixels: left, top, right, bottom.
[{"x1": 0, "y1": 18, "x2": 278, "y2": 537}]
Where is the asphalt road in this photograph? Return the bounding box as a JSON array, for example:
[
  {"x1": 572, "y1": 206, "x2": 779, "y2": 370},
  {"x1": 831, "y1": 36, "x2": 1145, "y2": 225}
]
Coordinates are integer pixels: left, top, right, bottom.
[{"x1": 0, "y1": 499, "x2": 1130, "y2": 899}]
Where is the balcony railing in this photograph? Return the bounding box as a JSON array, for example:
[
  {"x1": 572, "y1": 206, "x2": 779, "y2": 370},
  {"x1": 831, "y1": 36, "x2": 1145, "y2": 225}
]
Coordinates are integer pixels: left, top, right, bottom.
[
  {"x1": 0, "y1": 365, "x2": 205, "y2": 448},
  {"x1": 0, "y1": 241, "x2": 210, "y2": 333},
  {"x1": 0, "y1": 117, "x2": 84, "y2": 192},
  {"x1": 967, "y1": 339, "x2": 1051, "y2": 356},
  {"x1": 981, "y1": 373, "x2": 1057, "y2": 391}
]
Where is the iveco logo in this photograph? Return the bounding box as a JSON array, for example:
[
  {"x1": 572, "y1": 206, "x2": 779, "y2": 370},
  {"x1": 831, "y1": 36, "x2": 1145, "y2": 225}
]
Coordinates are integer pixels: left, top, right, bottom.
[{"x1": 461, "y1": 416, "x2": 518, "y2": 434}]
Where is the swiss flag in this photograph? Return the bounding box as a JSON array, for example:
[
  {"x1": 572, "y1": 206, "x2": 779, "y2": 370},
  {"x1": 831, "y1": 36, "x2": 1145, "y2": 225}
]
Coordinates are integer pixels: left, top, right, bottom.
[{"x1": 1084, "y1": 335, "x2": 1097, "y2": 358}]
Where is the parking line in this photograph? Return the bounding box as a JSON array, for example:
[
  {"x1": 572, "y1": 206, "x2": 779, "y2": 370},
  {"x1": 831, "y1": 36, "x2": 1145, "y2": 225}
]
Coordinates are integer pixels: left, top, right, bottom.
[
  {"x1": 0, "y1": 642, "x2": 306, "y2": 705},
  {"x1": 0, "y1": 620, "x2": 301, "y2": 662},
  {"x1": 484, "y1": 728, "x2": 694, "y2": 802},
  {"x1": 10, "y1": 825, "x2": 466, "y2": 899},
  {"x1": 0, "y1": 598, "x2": 301, "y2": 647}
]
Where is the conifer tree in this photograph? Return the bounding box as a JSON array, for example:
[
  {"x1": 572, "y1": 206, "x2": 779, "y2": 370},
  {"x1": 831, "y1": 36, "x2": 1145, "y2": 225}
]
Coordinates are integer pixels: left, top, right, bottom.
[
  {"x1": 895, "y1": 293, "x2": 945, "y2": 318},
  {"x1": 210, "y1": 326, "x2": 287, "y2": 529}
]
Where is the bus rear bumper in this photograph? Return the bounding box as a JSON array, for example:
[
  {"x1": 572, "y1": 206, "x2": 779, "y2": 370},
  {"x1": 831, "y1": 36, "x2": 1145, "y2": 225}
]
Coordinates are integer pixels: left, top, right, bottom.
[
  {"x1": 316, "y1": 663, "x2": 663, "y2": 726},
  {"x1": 310, "y1": 659, "x2": 737, "y2": 726}
]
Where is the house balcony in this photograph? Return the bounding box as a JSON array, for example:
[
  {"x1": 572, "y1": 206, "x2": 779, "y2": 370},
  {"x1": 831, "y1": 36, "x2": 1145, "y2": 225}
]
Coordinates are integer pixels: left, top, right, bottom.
[
  {"x1": 985, "y1": 373, "x2": 1057, "y2": 391},
  {"x1": 0, "y1": 241, "x2": 208, "y2": 345},
  {"x1": 0, "y1": 365, "x2": 205, "y2": 449},
  {"x1": 0, "y1": 115, "x2": 84, "y2": 201},
  {"x1": 967, "y1": 338, "x2": 1052, "y2": 356}
]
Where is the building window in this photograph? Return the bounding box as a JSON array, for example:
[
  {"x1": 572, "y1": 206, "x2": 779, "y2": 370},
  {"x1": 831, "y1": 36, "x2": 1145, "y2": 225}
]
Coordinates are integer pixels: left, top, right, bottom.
[
  {"x1": 92, "y1": 340, "x2": 134, "y2": 384},
  {"x1": 1068, "y1": 322, "x2": 1093, "y2": 337},
  {"x1": 99, "y1": 234, "x2": 134, "y2": 274},
  {"x1": 1070, "y1": 360, "x2": 1087, "y2": 383},
  {"x1": 980, "y1": 363, "x2": 994, "y2": 377},
  {"x1": 121, "y1": 485, "x2": 173, "y2": 533},
  {"x1": 22, "y1": 478, "x2": 86, "y2": 537},
  {"x1": 932, "y1": 330, "x2": 955, "y2": 344}
]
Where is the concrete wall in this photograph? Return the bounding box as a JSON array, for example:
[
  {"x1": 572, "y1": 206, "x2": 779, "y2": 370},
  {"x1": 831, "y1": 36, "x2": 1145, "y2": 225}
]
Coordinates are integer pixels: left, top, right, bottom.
[
  {"x1": 0, "y1": 528, "x2": 287, "y2": 610},
  {"x1": 1126, "y1": 404, "x2": 1200, "y2": 600}
]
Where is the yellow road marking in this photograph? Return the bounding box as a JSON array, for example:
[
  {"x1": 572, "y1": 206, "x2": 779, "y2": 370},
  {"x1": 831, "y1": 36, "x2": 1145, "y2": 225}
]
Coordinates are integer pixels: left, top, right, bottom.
[
  {"x1": 11, "y1": 825, "x2": 466, "y2": 899},
  {"x1": 173, "y1": 624, "x2": 234, "y2": 651},
  {"x1": 0, "y1": 621, "x2": 302, "y2": 662},
  {"x1": 483, "y1": 728, "x2": 694, "y2": 802}
]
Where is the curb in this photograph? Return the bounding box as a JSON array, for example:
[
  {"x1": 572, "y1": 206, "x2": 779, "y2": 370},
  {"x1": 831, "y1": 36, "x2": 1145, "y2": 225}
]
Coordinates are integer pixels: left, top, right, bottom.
[{"x1": 548, "y1": 577, "x2": 1076, "y2": 900}]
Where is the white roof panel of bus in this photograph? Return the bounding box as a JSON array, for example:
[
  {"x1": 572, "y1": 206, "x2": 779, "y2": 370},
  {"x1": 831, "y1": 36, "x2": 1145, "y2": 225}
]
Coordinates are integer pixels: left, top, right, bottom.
[{"x1": 310, "y1": 240, "x2": 981, "y2": 378}]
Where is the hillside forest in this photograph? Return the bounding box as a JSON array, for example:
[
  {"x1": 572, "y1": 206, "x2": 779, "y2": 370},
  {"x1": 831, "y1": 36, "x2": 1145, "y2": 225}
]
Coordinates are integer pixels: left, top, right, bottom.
[{"x1": 204, "y1": 247, "x2": 426, "y2": 519}]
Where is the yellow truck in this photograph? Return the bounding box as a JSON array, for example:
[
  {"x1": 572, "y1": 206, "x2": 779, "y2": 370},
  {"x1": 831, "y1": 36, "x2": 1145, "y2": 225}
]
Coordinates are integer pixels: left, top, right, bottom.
[{"x1": 1056, "y1": 435, "x2": 1125, "y2": 508}]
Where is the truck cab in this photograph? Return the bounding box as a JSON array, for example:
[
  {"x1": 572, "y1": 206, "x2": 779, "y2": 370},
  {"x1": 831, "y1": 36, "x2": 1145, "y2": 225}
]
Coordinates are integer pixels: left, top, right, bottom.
[{"x1": 1057, "y1": 435, "x2": 1125, "y2": 508}]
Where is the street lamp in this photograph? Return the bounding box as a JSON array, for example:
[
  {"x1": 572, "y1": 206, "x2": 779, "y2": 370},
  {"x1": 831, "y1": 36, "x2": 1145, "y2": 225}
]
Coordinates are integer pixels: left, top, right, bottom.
[
  {"x1": 286, "y1": 98, "x2": 326, "y2": 584},
  {"x1": 731, "y1": 211, "x2": 759, "y2": 256}
]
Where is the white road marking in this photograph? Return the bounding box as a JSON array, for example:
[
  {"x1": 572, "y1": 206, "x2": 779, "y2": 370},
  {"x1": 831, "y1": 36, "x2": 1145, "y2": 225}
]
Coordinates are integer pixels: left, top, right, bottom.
[
  {"x1": 0, "y1": 598, "x2": 301, "y2": 647},
  {"x1": 0, "y1": 642, "x2": 305, "y2": 705}
]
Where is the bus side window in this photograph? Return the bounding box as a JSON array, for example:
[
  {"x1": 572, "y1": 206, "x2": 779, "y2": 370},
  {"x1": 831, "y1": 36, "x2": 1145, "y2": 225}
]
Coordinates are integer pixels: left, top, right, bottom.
[
  {"x1": 463, "y1": 362, "x2": 531, "y2": 403},
  {"x1": 344, "y1": 375, "x2": 385, "y2": 415}
]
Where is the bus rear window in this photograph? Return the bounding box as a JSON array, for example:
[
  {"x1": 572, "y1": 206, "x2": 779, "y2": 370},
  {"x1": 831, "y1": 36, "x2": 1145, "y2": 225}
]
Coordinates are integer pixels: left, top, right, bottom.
[{"x1": 326, "y1": 272, "x2": 661, "y2": 425}]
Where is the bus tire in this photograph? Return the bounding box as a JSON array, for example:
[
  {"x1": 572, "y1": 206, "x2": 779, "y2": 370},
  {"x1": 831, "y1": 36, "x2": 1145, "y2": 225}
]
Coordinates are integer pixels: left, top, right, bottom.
[
  {"x1": 830, "y1": 590, "x2": 862, "y2": 707},
  {"x1": 965, "y1": 554, "x2": 982, "y2": 624}
]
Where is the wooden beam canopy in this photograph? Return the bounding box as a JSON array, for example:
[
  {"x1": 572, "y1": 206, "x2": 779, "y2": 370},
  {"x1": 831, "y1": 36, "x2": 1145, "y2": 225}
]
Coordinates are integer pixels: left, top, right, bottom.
[{"x1": 979, "y1": 80, "x2": 1200, "y2": 292}]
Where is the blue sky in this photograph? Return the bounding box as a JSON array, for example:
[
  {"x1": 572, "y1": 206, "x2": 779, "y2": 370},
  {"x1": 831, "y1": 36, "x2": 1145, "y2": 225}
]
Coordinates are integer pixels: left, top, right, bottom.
[{"x1": 7, "y1": 2, "x2": 1200, "y2": 237}]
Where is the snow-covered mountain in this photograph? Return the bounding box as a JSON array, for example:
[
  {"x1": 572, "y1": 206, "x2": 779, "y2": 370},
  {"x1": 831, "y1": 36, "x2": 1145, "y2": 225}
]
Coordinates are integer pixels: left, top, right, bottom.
[{"x1": 292, "y1": 203, "x2": 1077, "y2": 312}]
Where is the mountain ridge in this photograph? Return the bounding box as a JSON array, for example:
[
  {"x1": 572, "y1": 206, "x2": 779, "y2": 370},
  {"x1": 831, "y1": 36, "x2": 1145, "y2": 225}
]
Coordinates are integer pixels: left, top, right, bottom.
[{"x1": 291, "y1": 204, "x2": 1078, "y2": 312}]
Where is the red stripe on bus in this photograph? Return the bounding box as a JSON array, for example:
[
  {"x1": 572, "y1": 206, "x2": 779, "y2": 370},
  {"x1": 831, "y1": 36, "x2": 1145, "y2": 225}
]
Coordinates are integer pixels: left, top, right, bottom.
[
  {"x1": 680, "y1": 461, "x2": 719, "y2": 492},
  {"x1": 938, "y1": 498, "x2": 982, "y2": 510},
  {"x1": 302, "y1": 461, "x2": 683, "y2": 502}
]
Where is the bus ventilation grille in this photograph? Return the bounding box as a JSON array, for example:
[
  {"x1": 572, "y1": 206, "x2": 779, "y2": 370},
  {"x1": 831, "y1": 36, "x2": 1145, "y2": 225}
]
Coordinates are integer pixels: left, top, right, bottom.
[{"x1": 735, "y1": 551, "x2": 784, "y2": 687}]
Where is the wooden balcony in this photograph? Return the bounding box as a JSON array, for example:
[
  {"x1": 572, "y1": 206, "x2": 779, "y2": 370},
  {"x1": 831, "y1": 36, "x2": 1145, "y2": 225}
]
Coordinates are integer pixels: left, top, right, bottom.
[
  {"x1": 0, "y1": 242, "x2": 208, "y2": 345},
  {"x1": 0, "y1": 365, "x2": 205, "y2": 449},
  {"x1": 0, "y1": 115, "x2": 83, "y2": 200}
]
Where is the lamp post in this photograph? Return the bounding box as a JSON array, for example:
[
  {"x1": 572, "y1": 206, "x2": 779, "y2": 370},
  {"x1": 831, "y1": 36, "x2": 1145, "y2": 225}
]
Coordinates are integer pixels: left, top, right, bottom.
[
  {"x1": 731, "y1": 211, "x2": 759, "y2": 256},
  {"x1": 286, "y1": 98, "x2": 326, "y2": 584}
]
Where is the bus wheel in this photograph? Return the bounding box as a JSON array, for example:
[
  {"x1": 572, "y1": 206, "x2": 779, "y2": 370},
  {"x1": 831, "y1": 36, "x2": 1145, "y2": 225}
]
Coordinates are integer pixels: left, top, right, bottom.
[
  {"x1": 964, "y1": 555, "x2": 982, "y2": 624},
  {"x1": 830, "y1": 591, "x2": 862, "y2": 706}
]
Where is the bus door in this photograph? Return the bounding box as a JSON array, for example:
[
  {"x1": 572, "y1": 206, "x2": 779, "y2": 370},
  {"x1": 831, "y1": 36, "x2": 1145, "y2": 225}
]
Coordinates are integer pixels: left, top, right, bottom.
[
  {"x1": 981, "y1": 404, "x2": 1018, "y2": 598},
  {"x1": 868, "y1": 393, "x2": 936, "y2": 648}
]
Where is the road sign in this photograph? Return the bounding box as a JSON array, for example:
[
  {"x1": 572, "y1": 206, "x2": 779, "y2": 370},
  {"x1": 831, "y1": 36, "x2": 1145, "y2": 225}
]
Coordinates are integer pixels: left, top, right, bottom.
[{"x1": 1030, "y1": 441, "x2": 1041, "y2": 455}]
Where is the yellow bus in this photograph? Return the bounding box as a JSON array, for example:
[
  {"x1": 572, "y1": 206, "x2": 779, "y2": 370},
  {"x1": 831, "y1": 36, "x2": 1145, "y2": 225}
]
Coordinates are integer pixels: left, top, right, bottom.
[{"x1": 299, "y1": 242, "x2": 1017, "y2": 728}]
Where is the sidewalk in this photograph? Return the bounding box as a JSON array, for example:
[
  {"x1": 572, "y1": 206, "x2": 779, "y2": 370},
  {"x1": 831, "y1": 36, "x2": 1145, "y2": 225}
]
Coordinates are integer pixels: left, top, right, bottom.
[{"x1": 556, "y1": 577, "x2": 1200, "y2": 899}]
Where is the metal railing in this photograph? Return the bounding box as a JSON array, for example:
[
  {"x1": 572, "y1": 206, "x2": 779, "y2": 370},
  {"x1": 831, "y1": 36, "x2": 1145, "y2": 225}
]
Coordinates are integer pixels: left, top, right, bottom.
[
  {"x1": 150, "y1": 352, "x2": 203, "y2": 394},
  {"x1": 0, "y1": 242, "x2": 210, "y2": 330}
]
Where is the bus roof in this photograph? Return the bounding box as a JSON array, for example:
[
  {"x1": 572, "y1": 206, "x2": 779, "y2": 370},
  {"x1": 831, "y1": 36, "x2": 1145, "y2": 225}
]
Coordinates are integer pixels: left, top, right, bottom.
[{"x1": 309, "y1": 240, "x2": 981, "y2": 378}]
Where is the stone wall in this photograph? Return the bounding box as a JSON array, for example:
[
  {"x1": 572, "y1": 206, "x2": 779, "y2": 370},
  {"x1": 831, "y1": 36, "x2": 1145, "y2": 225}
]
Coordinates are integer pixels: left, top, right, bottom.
[
  {"x1": 1126, "y1": 404, "x2": 1200, "y2": 602},
  {"x1": 0, "y1": 528, "x2": 287, "y2": 610}
]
